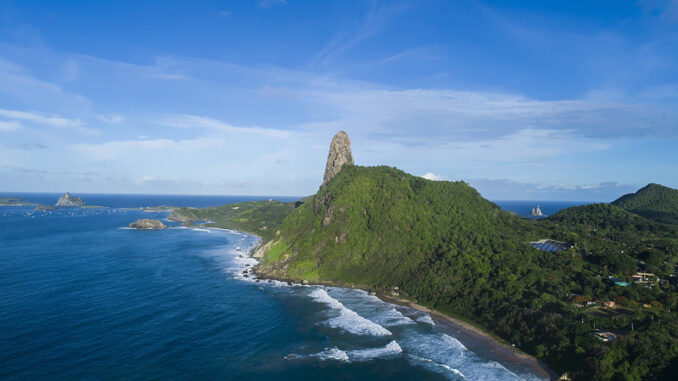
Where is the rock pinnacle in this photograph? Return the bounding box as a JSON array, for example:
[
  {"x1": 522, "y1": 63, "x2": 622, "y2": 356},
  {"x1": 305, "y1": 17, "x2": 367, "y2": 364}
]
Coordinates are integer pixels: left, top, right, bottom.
[{"x1": 322, "y1": 131, "x2": 354, "y2": 187}]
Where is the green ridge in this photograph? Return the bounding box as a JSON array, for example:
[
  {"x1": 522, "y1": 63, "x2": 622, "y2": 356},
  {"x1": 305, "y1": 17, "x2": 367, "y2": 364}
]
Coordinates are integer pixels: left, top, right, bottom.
[
  {"x1": 169, "y1": 200, "x2": 297, "y2": 241},
  {"x1": 254, "y1": 165, "x2": 678, "y2": 380},
  {"x1": 612, "y1": 183, "x2": 678, "y2": 225}
]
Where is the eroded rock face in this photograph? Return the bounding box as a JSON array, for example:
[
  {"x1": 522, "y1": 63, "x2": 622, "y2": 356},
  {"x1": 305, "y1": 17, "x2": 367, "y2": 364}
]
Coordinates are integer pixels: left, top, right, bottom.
[
  {"x1": 55, "y1": 192, "x2": 85, "y2": 207},
  {"x1": 128, "y1": 219, "x2": 167, "y2": 229},
  {"x1": 322, "y1": 131, "x2": 354, "y2": 187}
]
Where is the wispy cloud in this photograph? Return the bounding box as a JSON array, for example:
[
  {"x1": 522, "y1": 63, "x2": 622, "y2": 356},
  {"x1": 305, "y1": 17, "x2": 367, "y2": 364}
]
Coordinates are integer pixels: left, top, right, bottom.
[
  {"x1": 71, "y1": 137, "x2": 223, "y2": 161},
  {"x1": 0, "y1": 108, "x2": 80, "y2": 128},
  {"x1": 312, "y1": 1, "x2": 406, "y2": 66},
  {"x1": 0, "y1": 120, "x2": 22, "y2": 131},
  {"x1": 467, "y1": 178, "x2": 636, "y2": 202},
  {"x1": 0, "y1": 38, "x2": 676, "y2": 196},
  {"x1": 158, "y1": 114, "x2": 291, "y2": 137},
  {"x1": 97, "y1": 114, "x2": 124, "y2": 124}
]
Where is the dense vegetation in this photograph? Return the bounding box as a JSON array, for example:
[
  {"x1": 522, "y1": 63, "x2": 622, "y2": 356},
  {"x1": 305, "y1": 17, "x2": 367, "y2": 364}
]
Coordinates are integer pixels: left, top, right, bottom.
[
  {"x1": 253, "y1": 165, "x2": 678, "y2": 380},
  {"x1": 612, "y1": 183, "x2": 678, "y2": 225},
  {"x1": 169, "y1": 200, "x2": 297, "y2": 241}
]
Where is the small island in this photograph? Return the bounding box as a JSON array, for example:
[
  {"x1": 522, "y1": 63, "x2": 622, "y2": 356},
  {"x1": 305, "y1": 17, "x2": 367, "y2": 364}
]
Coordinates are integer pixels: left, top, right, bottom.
[
  {"x1": 56, "y1": 192, "x2": 85, "y2": 207},
  {"x1": 531, "y1": 204, "x2": 544, "y2": 217},
  {"x1": 128, "y1": 219, "x2": 167, "y2": 229}
]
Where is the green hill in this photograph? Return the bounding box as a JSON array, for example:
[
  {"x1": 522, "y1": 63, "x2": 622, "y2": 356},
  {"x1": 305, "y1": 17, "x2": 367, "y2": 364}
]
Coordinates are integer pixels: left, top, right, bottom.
[
  {"x1": 612, "y1": 183, "x2": 678, "y2": 225},
  {"x1": 254, "y1": 166, "x2": 678, "y2": 380},
  {"x1": 258, "y1": 165, "x2": 538, "y2": 283},
  {"x1": 169, "y1": 200, "x2": 296, "y2": 241}
]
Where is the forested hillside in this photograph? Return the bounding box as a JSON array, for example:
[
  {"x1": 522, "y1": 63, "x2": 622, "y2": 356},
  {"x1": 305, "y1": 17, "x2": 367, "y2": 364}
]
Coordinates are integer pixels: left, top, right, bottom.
[
  {"x1": 612, "y1": 183, "x2": 678, "y2": 225},
  {"x1": 256, "y1": 165, "x2": 678, "y2": 380},
  {"x1": 169, "y1": 200, "x2": 296, "y2": 241}
]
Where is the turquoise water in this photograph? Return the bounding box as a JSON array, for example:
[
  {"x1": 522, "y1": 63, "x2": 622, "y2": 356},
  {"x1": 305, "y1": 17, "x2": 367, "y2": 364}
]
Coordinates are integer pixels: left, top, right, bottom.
[{"x1": 0, "y1": 195, "x2": 551, "y2": 380}]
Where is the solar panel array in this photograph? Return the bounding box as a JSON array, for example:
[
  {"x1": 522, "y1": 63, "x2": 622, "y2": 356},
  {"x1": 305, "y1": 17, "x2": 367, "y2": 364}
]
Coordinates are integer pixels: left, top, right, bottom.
[{"x1": 530, "y1": 239, "x2": 571, "y2": 252}]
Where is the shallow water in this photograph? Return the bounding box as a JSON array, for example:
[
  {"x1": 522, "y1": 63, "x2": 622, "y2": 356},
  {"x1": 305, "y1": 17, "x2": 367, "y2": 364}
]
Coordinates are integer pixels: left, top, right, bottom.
[{"x1": 1, "y1": 195, "x2": 549, "y2": 380}]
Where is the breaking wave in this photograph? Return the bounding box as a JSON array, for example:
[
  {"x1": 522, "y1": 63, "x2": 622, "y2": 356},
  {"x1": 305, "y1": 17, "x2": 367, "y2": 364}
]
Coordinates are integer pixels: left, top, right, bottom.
[
  {"x1": 309, "y1": 288, "x2": 392, "y2": 336},
  {"x1": 286, "y1": 340, "x2": 403, "y2": 363}
]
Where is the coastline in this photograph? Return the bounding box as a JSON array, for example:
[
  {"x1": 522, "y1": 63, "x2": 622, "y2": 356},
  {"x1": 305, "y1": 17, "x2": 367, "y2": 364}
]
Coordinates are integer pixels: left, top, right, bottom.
[
  {"x1": 247, "y1": 251, "x2": 558, "y2": 380},
  {"x1": 378, "y1": 294, "x2": 559, "y2": 380},
  {"x1": 200, "y1": 228, "x2": 559, "y2": 380}
]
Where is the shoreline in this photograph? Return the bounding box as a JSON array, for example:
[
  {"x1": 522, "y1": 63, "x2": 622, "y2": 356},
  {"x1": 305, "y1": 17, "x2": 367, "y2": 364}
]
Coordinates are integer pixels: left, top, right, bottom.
[
  {"x1": 378, "y1": 294, "x2": 559, "y2": 380},
  {"x1": 215, "y1": 230, "x2": 560, "y2": 380}
]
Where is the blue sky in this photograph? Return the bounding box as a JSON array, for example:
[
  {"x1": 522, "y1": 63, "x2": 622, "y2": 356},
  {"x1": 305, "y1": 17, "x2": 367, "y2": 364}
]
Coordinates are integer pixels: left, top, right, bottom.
[{"x1": 0, "y1": 0, "x2": 677, "y2": 200}]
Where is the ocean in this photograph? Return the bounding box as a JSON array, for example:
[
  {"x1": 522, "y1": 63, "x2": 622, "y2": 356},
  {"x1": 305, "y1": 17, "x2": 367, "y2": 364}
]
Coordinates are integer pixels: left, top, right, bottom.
[
  {"x1": 492, "y1": 200, "x2": 592, "y2": 219},
  {"x1": 0, "y1": 194, "x2": 574, "y2": 380}
]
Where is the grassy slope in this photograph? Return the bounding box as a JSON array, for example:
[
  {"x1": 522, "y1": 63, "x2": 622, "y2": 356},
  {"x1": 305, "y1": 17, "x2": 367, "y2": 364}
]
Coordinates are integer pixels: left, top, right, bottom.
[
  {"x1": 612, "y1": 183, "x2": 678, "y2": 225},
  {"x1": 169, "y1": 200, "x2": 296, "y2": 241},
  {"x1": 259, "y1": 165, "x2": 540, "y2": 282}
]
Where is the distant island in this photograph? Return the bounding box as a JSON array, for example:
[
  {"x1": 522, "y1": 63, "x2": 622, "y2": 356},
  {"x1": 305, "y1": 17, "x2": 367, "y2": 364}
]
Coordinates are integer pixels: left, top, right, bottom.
[
  {"x1": 152, "y1": 131, "x2": 678, "y2": 380},
  {"x1": 129, "y1": 219, "x2": 167, "y2": 229},
  {"x1": 0, "y1": 197, "x2": 36, "y2": 207},
  {"x1": 56, "y1": 192, "x2": 85, "y2": 207},
  {"x1": 531, "y1": 204, "x2": 544, "y2": 217}
]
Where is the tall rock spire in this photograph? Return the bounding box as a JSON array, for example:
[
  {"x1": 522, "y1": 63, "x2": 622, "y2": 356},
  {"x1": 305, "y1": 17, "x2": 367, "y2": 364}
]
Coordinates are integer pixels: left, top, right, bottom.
[{"x1": 322, "y1": 131, "x2": 354, "y2": 187}]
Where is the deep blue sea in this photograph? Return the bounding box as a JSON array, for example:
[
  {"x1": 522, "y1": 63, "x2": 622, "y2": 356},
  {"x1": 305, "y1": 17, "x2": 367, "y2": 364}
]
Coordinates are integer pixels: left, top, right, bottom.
[
  {"x1": 492, "y1": 200, "x2": 592, "y2": 219},
  {"x1": 0, "y1": 194, "x2": 574, "y2": 380}
]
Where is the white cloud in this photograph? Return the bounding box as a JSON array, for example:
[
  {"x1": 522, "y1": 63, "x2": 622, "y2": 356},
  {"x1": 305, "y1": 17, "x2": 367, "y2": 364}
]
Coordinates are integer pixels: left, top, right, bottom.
[
  {"x1": 0, "y1": 108, "x2": 80, "y2": 127},
  {"x1": 421, "y1": 172, "x2": 446, "y2": 181},
  {"x1": 158, "y1": 114, "x2": 291, "y2": 137},
  {"x1": 467, "y1": 178, "x2": 637, "y2": 201},
  {"x1": 71, "y1": 137, "x2": 224, "y2": 160},
  {"x1": 97, "y1": 114, "x2": 124, "y2": 124},
  {"x1": 1, "y1": 43, "x2": 676, "y2": 195},
  {"x1": 0, "y1": 120, "x2": 22, "y2": 131}
]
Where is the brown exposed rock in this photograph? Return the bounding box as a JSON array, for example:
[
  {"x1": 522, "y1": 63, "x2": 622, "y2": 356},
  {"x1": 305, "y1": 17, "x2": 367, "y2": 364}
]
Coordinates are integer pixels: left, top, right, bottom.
[
  {"x1": 322, "y1": 205, "x2": 335, "y2": 226},
  {"x1": 322, "y1": 130, "x2": 354, "y2": 187}
]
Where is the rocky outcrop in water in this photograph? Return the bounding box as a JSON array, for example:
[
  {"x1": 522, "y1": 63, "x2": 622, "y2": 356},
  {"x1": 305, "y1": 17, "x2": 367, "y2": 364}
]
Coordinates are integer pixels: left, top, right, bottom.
[
  {"x1": 531, "y1": 205, "x2": 543, "y2": 217},
  {"x1": 322, "y1": 131, "x2": 354, "y2": 187},
  {"x1": 55, "y1": 192, "x2": 85, "y2": 207},
  {"x1": 129, "y1": 219, "x2": 167, "y2": 229}
]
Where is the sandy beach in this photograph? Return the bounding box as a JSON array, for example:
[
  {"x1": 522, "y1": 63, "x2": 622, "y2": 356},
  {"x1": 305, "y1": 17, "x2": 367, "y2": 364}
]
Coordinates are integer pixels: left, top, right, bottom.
[{"x1": 379, "y1": 294, "x2": 560, "y2": 380}]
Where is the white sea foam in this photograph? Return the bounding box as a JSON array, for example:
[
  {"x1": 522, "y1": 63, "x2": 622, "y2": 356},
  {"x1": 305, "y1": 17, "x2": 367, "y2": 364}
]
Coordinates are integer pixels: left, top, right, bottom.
[
  {"x1": 372, "y1": 307, "x2": 415, "y2": 327},
  {"x1": 309, "y1": 289, "x2": 392, "y2": 336},
  {"x1": 311, "y1": 347, "x2": 350, "y2": 362},
  {"x1": 416, "y1": 314, "x2": 435, "y2": 326},
  {"x1": 346, "y1": 340, "x2": 403, "y2": 361},
  {"x1": 191, "y1": 228, "x2": 210, "y2": 233},
  {"x1": 408, "y1": 354, "x2": 466, "y2": 379},
  {"x1": 324, "y1": 288, "x2": 414, "y2": 327},
  {"x1": 400, "y1": 332, "x2": 535, "y2": 380},
  {"x1": 287, "y1": 341, "x2": 402, "y2": 364}
]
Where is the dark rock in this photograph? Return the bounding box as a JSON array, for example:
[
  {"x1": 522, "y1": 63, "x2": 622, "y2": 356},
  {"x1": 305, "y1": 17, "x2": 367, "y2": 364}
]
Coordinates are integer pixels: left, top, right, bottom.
[{"x1": 128, "y1": 219, "x2": 167, "y2": 229}]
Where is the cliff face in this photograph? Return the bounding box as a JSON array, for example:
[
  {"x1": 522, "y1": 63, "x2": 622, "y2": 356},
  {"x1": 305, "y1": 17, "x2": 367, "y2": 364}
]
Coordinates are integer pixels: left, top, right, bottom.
[
  {"x1": 55, "y1": 192, "x2": 85, "y2": 207},
  {"x1": 322, "y1": 131, "x2": 354, "y2": 187}
]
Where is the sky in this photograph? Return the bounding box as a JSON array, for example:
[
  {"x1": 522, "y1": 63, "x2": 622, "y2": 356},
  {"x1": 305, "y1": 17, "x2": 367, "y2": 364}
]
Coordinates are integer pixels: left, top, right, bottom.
[{"x1": 0, "y1": 0, "x2": 677, "y2": 201}]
